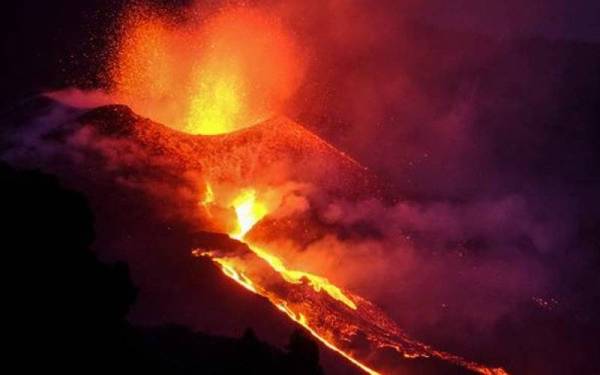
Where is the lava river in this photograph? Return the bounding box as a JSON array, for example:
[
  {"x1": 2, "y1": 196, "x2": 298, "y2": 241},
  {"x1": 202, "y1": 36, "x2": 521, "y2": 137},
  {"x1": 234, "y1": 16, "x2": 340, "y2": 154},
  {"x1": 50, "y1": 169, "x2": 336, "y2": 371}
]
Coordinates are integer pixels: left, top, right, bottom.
[{"x1": 195, "y1": 186, "x2": 507, "y2": 375}]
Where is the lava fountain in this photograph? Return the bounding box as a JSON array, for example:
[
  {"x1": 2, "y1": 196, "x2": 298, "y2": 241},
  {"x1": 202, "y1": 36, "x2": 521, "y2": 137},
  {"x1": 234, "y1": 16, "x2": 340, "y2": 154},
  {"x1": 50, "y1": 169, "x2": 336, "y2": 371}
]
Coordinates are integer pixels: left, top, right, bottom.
[{"x1": 110, "y1": 4, "x2": 304, "y2": 135}]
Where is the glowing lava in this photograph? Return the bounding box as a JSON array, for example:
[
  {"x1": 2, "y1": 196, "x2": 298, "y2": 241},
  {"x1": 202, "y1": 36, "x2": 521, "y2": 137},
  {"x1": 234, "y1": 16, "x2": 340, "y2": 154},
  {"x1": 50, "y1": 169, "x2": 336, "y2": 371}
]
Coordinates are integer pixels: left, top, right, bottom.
[
  {"x1": 230, "y1": 189, "x2": 268, "y2": 240},
  {"x1": 197, "y1": 186, "x2": 507, "y2": 375},
  {"x1": 198, "y1": 186, "x2": 376, "y2": 373},
  {"x1": 111, "y1": 5, "x2": 304, "y2": 135},
  {"x1": 227, "y1": 188, "x2": 357, "y2": 310}
]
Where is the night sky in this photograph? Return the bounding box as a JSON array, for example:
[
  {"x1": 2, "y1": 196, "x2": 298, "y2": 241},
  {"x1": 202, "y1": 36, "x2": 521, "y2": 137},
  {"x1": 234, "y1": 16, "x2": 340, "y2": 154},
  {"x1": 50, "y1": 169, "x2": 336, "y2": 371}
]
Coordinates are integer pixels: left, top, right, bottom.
[{"x1": 421, "y1": 0, "x2": 600, "y2": 42}]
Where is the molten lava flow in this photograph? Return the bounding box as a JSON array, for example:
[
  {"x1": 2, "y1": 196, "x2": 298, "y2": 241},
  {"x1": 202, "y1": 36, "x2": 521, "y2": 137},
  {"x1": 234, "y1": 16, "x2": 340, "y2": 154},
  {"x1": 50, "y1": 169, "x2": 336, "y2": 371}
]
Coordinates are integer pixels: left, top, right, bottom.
[
  {"x1": 230, "y1": 189, "x2": 268, "y2": 240},
  {"x1": 276, "y1": 303, "x2": 381, "y2": 375},
  {"x1": 228, "y1": 189, "x2": 356, "y2": 310},
  {"x1": 212, "y1": 258, "x2": 257, "y2": 294},
  {"x1": 197, "y1": 186, "x2": 508, "y2": 375},
  {"x1": 200, "y1": 183, "x2": 215, "y2": 206}
]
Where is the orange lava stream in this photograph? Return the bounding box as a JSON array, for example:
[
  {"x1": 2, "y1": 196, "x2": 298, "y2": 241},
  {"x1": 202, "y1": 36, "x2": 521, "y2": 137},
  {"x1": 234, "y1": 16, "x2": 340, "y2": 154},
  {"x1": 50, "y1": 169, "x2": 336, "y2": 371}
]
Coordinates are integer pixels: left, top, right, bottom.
[
  {"x1": 197, "y1": 252, "x2": 381, "y2": 375},
  {"x1": 197, "y1": 186, "x2": 508, "y2": 375},
  {"x1": 275, "y1": 303, "x2": 382, "y2": 375},
  {"x1": 229, "y1": 189, "x2": 357, "y2": 310},
  {"x1": 197, "y1": 187, "x2": 379, "y2": 373}
]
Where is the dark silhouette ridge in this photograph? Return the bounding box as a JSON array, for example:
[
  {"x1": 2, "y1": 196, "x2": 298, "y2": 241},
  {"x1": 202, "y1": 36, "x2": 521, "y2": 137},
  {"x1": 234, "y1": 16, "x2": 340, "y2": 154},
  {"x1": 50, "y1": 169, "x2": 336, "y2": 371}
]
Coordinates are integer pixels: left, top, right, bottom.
[{"x1": 2, "y1": 161, "x2": 324, "y2": 374}]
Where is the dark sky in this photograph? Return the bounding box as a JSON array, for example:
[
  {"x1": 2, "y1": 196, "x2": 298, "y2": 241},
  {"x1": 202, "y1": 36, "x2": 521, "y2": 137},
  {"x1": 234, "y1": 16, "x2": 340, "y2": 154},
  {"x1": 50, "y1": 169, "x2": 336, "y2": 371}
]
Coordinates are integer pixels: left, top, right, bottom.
[{"x1": 420, "y1": 0, "x2": 600, "y2": 42}]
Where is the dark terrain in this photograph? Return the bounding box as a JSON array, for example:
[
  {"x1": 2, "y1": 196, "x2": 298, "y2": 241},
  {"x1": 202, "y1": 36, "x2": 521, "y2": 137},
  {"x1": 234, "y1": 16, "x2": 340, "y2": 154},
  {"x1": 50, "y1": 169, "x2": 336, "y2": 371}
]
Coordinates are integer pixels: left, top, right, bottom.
[{"x1": 2, "y1": 161, "x2": 325, "y2": 374}]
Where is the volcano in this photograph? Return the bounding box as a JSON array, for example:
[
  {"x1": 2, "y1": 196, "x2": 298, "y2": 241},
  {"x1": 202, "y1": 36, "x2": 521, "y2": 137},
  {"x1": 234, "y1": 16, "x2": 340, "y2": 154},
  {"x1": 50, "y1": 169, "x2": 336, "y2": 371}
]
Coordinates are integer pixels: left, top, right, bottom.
[
  {"x1": 77, "y1": 104, "x2": 379, "y2": 197},
  {"x1": 1, "y1": 95, "x2": 507, "y2": 375}
]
